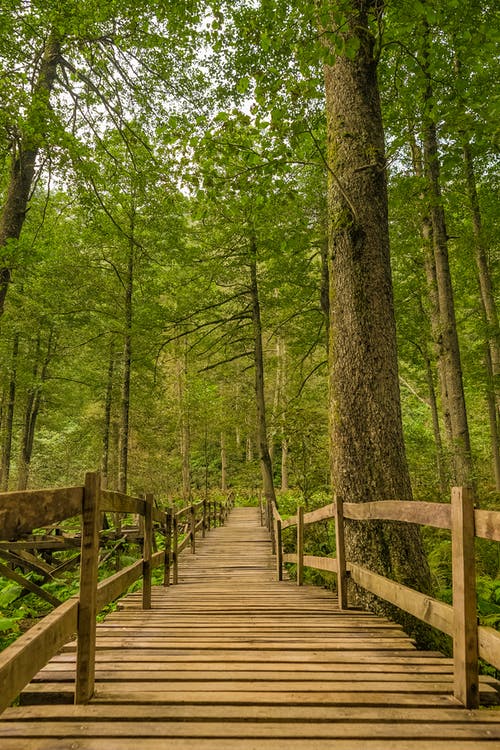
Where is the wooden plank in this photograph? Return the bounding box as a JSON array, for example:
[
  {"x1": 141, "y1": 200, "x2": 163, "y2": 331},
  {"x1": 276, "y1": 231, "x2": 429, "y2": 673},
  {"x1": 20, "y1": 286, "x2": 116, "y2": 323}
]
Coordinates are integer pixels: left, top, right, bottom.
[
  {"x1": 0, "y1": 597, "x2": 78, "y2": 713},
  {"x1": 296, "y1": 506, "x2": 304, "y2": 587},
  {"x1": 100, "y1": 490, "x2": 145, "y2": 516},
  {"x1": 474, "y1": 508, "x2": 500, "y2": 541},
  {"x1": 334, "y1": 493, "x2": 347, "y2": 609},
  {"x1": 451, "y1": 486, "x2": 479, "y2": 708},
  {"x1": 142, "y1": 494, "x2": 153, "y2": 610},
  {"x1": 3, "y1": 738, "x2": 500, "y2": 750},
  {"x1": 0, "y1": 485, "x2": 83, "y2": 539},
  {"x1": 75, "y1": 472, "x2": 101, "y2": 704},
  {"x1": 276, "y1": 518, "x2": 283, "y2": 581},
  {"x1": 302, "y1": 555, "x2": 337, "y2": 574},
  {"x1": 0, "y1": 561, "x2": 61, "y2": 607},
  {"x1": 348, "y1": 562, "x2": 454, "y2": 635},
  {"x1": 303, "y1": 502, "x2": 336, "y2": 526},
  {"x1": 478, "y1": 625, "x2": 500, "y2": 671},
  {"x1": 96, "y1": 561, "x2": 143, "y2": 611},
  {"x1": 3, "y1": 718, "x2": 500, "y2": 739},
  {"x1": 343, "y1": 500, "x2": 452, "y2": 529}
]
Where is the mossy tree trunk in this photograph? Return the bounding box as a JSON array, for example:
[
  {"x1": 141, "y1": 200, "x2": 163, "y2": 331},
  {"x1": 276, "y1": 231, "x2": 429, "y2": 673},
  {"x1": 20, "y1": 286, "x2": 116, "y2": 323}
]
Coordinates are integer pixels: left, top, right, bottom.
[{"x1": 323, "y1": 0, "x2": 432, "y2": 639}]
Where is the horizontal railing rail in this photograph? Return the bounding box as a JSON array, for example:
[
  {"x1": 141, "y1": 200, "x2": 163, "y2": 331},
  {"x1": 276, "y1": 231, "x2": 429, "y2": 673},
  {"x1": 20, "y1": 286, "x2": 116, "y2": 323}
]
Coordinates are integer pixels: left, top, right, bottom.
[
  {"x1": 269, "y1": 487, "x2": 500, "y2": 710},
  {"x1": 0, "y1": 472, "x2": 234, "y2": 712}
]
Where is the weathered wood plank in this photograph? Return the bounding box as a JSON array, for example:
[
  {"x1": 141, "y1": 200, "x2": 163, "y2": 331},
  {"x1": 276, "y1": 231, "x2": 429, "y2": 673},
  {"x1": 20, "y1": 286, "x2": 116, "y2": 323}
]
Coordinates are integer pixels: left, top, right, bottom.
[
  {"x1": 0, "y1": 597, "x2": 78, "y2": 713},
  {"x1": 343, "y1": 500, "x2": 452, "y2": 529},
  {"x1": 100, "y1": 490, "x2": 145, "y2": 516},
  {"x1": 0, "y1": 486, "x2": 84, "y2": 539},
  {"x1": 474, "y1": 508, "x2": 500, "y2": 541},
  {"x1": 348, "y1": 562, "x2": 454, "y2": 635}
]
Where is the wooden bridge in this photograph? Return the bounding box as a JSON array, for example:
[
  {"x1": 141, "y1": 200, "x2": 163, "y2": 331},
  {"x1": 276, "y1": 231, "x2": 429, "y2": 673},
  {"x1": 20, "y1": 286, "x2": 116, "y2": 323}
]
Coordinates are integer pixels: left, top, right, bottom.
[{"x1": 1, "y1": 479, "x2": 500, "y2": 747}]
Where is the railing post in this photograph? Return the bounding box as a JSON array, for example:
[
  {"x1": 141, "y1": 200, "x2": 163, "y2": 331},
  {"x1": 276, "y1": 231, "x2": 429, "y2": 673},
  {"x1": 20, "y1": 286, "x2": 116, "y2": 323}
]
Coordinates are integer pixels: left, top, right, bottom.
[
  {"x1": 142, "y1": 493, "x2": 153, "y2": 610},
  {"x1": 75, "y1": 471, "x2": 100, "y2": 704},
  {"x1": 276, "y1": 517, "x2": 283, "y2": 581},
  {"x1": 202, "y1": 498, "x2": 207, "y2": 537},
  {"x1": 334, "y1": 493, "x2": 348, "y2": 610},
  {"x1": 190, "y1": 504, "x2": 196, "y2": 553},
  {"x1": 164, "y1": 508, "x2": 172, "y2": 587},
  {"x1": 297, "y1": 505, "x2": 304, "y2": 586},
  {"x1": 172, "y1": 514, "x2": 179, "y2": 585},
  {"x1": 451, "y1": 486, "x2": 479, "y2": 708}
]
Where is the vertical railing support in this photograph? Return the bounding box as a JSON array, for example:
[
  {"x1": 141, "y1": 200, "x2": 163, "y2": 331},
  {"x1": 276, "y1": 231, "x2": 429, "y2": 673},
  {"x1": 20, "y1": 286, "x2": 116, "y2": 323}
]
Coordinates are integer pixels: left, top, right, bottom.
[
  {"x1": 297, "y1": 505, "x2": 304, "y2": 586},
  {"x1": 276, "y1": 517, "x2": 283, "y2": 581},
  {"x1": 190, "y1": 504, "x2": 196, "y2": 553},
  {"x1": 451, "y1": 486, "x2": 479, "y2": 708},
  {"x1": 142, "y1": 493, "x2": 153, "y2": 610},
  {"x1": 202, "y1": 498, "x2": 207, "y2": 537},
  {"x1": 164, "y1": 508, "x2": 172, "y2": 587},
  {"x1": 334, "y1": 493, "x2": 348, "y2": 610},
  {"x1": 75, "y1": 471, "x2": 101, "y2": 704},
  {"x1": 172, "y1": 513, "x2": 179, "y2": 585}
]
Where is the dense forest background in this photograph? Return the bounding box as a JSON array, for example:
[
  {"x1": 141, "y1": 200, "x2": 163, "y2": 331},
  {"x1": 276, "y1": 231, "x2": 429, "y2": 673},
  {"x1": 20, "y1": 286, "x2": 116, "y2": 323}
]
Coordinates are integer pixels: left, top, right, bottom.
[{"x1": 0, "y1": 0, "x2": 497, "y2": 507}]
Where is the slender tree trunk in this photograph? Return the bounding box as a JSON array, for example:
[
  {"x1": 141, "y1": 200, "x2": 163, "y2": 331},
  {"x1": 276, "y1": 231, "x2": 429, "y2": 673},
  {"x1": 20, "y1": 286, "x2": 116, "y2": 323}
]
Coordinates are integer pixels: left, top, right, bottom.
[
  {"x1": 118, "y1": 238, "x2": 133, "y2": 495},
  {"x1": 281, "y1": 438, "x2": 289, "y2": 492},
  {"x1": 0, "y1": 36, "x2": 61, "y2": 317},
  {"x1": 410, "y1": 133, "x2": 454, "y2": 457},
  {"x1": 220, "y1": 432, "x2": 227, "y2": 491},
  {"x1": 1, "y1": 333, "x2": 19, "y2": 490},
  {"x1": 249, "y1": 238, "x2": 277, "y2": 509},
  {"x1": 323, "y1": 1, "x2": 432, "y2": 638},
  {"x1": 246, "y1": 435, "x2": 253, "y2": 462},
  {"x1": 177, "y1": 343, "x2": 191, "y2": 501},
  {"x1": 418, "y1": 330, "x2": 448, "y2": 496},
  {"x1": 17, "y1": 329, "x2": 54, "y2": 490},
  {"x1": 461, "y1": 137, "x2": 500, "y2": 488},
  {"x1": 484, "y1": 341, "x2": 500, "y2": 489},
  {"x1": 101, "y1": 340, "x2": 115, "y2": 489},
  {"x1": 421, "y1": 29, "x2": 474, "y2": 488}
]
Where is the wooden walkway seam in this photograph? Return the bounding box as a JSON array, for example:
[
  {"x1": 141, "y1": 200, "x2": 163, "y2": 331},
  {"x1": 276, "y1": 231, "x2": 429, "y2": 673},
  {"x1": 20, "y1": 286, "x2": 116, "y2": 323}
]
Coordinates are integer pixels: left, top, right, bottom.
[{"x1": 1, "y1": 506, "x2": 500, "y2": 749}]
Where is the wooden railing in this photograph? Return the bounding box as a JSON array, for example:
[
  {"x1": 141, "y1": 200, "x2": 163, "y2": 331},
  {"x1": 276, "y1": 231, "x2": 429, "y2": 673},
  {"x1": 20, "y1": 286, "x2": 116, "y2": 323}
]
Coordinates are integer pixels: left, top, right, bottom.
[
  {"x1": 267, "y1": 488, "x2": 500, "y2": 709},
  {"x1": 0, "y1": 472, "x2": 233, "y2": 712}
]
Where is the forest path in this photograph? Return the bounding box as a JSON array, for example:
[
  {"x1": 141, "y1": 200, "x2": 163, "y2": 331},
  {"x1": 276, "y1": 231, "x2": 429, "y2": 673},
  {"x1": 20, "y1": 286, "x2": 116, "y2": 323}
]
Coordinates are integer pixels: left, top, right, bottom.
[{"x1": 1, "y1": 506, "x2": 500, "y2": 748}]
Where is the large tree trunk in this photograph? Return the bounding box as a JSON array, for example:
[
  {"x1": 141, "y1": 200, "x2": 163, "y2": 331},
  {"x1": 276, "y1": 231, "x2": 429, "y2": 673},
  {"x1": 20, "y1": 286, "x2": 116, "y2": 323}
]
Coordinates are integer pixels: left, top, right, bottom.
[
  {"x1": 0, "y1": 36, "x2": 61, "y2": 317},
  {"x1": 1, "y1": 333, "x2": 19, "y2": 490},
  {"x1": 323, "y1": 1, "x2": 432, "y2": 639},
  {"x1": 249, "y1": 239, "x2": 277, "y2": 510}
]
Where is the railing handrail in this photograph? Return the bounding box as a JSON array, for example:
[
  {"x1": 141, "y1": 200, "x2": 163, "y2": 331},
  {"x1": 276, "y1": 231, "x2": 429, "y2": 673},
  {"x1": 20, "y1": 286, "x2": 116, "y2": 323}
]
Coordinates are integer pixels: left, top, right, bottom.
[
  {"x1": 272, "y1": 487, "x2": 500, "y2": 709},
  {"x1": 0, "y1": 473, "x2": 234, "y2": 712}
]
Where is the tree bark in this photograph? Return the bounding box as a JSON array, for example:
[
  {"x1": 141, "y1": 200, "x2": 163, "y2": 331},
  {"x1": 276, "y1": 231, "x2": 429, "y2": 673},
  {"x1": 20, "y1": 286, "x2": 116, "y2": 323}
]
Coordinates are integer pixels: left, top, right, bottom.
[
  {"x1": 220, "y1": 432, "x2": 227, "y2": 491},
  {"x1": 0, "y1": 35, "x2": 61, "y2": 317},
  {"x1": 101, "y1": 340, "x2": 115, "y2": 489},
  {"x1": 118, "y1": 236, "x2": 133, "y2": 495},
  {"x1": 17, "y1": 329, "x2": 54, "y2": 490},
  {"x1": 421, "y1": 29, "x2": 474, "y2": 488},
  {"x1": 323, "y1": 1, "x2": 432, "y2": 638},
  {"x1": 177, "y1": 342, "x2": 191, "y2": 501},
  {"x1": 249, "y1": 238, "x2": 277, "y2": 510},
  {"x1": 461, "y1": 140, "x2": 500, "y2": 489}
]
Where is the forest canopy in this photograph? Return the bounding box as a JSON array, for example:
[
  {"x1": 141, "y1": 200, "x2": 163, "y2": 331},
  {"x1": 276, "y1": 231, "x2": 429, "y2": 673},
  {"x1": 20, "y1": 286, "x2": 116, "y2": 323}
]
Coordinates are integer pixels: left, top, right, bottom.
[{"x1": 0, "y1": 0, "x2": 498, "y2": 509}]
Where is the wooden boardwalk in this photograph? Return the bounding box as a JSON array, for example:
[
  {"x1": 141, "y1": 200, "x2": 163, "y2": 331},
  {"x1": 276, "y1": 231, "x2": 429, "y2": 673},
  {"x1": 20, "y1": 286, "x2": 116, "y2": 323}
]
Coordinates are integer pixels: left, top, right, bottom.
[{"x1": 1, "y1": 506, "x2": 500, "y2": 748}]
